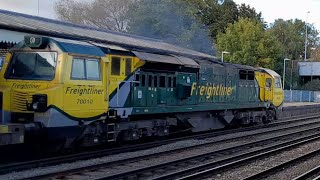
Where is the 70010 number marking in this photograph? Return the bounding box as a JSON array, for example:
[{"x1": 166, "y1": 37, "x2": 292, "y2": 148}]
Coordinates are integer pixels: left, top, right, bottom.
[{"x1": 77, "y1": 99, "x2": 93, "y2": 104}]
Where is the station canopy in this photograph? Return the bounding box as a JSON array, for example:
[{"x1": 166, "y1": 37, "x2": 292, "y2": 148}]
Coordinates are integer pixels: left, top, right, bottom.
[
  {"x1": 0, "y1": 10, "x2": 217, "y2": 62},
  {"x1": 132, "y1": 51, "x2": 200, "y2": 68}
]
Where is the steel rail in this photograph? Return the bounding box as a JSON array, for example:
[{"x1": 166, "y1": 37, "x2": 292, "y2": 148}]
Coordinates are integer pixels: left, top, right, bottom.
[
  {"x1": 0, "y1": 115, "x2": 320, "y2": 174},
  {"x1": 244, "y1": 148, "x2": 320, "y2": 180},
  {"x1": 292, "y1": 164, "x2": 320, "y2": 180},
  {"x1": 168, "y1": 134, "x2": 320, "y2": 180},
  {"x1": 1, "y1": 114, "x2": 319, "y2": 176},
  {"x1": 29, "y1": 122, "x2": 320, "y2": 180}
]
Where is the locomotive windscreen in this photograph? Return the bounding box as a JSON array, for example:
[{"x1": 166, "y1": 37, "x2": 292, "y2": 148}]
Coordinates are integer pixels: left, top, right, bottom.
[{"x1": 5, "y1": 51, "x2": 57, "y2": 80}]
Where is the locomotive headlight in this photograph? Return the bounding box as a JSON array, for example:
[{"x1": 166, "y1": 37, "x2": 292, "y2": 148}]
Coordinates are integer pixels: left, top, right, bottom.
[
  {"x1": 32, "y1": 102, "x2": 38, "y2": 110},
  {"x1": 32, "y1": 94, "x2": 47, "y2": 112}
]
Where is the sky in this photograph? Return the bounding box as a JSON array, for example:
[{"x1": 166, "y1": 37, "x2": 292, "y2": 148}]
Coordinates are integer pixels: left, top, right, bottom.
[
  {"x1": 233, "y1": 0, "x2": 320, "y2": 29},
  {"x1": 0, "y1": 0, "x2": 320, "y2": 30},
  {"x1": 0, "y1": 0, "x2": 58, "y2": 19}
]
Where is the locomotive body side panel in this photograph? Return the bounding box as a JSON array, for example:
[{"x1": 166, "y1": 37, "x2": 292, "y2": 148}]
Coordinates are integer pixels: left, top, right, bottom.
[{"x1": 0, "y1": 35, "x2": 285, "y2": 147}]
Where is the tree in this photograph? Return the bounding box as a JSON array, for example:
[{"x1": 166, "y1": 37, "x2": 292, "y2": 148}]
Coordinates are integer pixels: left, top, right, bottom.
[
  {"x1": 55, "y1": 0, "x2": 88, "y2": 25},
  {"x1": 55, "y1": 0, "x2": 135, "y2": 32},
  {"x1": 268, "y1": 19, "x2": 319, "y2": 60},
  {"x1": 216, "y1": 18, "x2": 283, "y2": 68},
  {"x1": 127, "y1": 0, "x2": 215, "y2": 54},
  {"x1": 183, "y1": 0, "x2": 263, "y2": 40},
  {"x1": 237, "y1": 3, "x2": 262, "y2": 22},
  {"x1": 310, "y1": 47, "x2": 320, "y2": 60}
]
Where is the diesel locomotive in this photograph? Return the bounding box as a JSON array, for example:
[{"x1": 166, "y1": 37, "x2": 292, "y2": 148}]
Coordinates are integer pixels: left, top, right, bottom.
[{"x1": 0, "y1": 35, "x2": 284, "y2": 148}]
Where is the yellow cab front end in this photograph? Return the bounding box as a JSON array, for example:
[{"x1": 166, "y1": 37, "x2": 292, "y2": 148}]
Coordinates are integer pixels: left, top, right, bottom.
[
  {"x1": 0, "y1": 36, "x2": 109, "y2": 146},
  {"x1": 261, "y1": 68, "x2": 284, "y2": 108},
  {"x1": 256, "y1": 68, "x2": 284, "y2": 120}
]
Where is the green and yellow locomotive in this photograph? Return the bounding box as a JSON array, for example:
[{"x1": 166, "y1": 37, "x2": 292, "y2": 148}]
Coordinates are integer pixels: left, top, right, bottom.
[{"x1": 0, "y1": 36, "x2": 284, "y2": 148}]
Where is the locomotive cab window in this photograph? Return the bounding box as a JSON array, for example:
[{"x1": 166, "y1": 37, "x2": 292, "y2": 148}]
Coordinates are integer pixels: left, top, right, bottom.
[
  {"x1": 275, "y1": 77, "x2": 281, "y2": 88},
  {"x1": 86, "y1": 59, "x2": 100, "y2": 80},
  {"x1": 71, "y1": 59, "x2": 85, "y2": 79},
  {"x1": 6, "y1": 51, "x2": 57, "y2": 80},
  {"x1": 125, "y1": 58, "x2": 132, "y2": 76},
  {"x1": 71, "y1": 58, "x2": 100, "y2": 80},
  {"x1": 111, "y1": 57, "x2": 121, "y2": 75},
  {"x1": 266, "y1": 78, "x2": 272, "y2": 88}
]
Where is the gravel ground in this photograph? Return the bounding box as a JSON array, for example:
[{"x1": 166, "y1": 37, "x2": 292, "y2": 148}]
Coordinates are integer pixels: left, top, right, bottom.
[
  {"x1": 210, "y1": 140, "x2": 320, "y2": 180},
  {"x1": 1, "y1": 118, "x2": 320, "y2": 180},
  {"x1": 266, "y1": 154, "x2": 320, "y2": 179}
]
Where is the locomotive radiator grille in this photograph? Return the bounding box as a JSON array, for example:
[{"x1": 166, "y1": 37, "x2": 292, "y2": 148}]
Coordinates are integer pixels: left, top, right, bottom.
[{"x1": 11, "y1": 91, "x2": 32, "y2": 112}]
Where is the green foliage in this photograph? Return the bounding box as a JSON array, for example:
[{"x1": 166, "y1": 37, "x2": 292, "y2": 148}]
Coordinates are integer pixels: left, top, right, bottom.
[
  {"x1": 267, "y1": 19, "x2": 320, "y2": 79},
  {"x1": 268, "y1": 19, "x2": 319, "y2": 60},
  {"x1": 237, "y1": 3, "x2": 262, "y2": 22},
  {"x1": 127, "y1": 0, "x2": 215, "y2": 54},
  {"x1": 216, "y1": 18, "x2": 283, "y2": 68},
  {"x1": 183, "y1": 0, "x2": 263, "y2": 40},
  {"x1": 55, "y1": 0, "x2": 320, "y2": 81}
]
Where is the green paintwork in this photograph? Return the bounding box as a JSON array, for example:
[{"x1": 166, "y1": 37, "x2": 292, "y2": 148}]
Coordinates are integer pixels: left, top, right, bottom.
[{"x1": 127, "y1": 62, "x2": 262, "y2": 116}]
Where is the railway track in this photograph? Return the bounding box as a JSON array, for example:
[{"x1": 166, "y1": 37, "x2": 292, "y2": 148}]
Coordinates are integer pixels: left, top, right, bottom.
[
  {"x1": 171, "y1": 134, "x2": 320, "y2": 180},
  {"x1": 0, "y1": 113, "x2": 315, "y2": 175},
  {"x1": 6, "y1": 114, "x2": 320, "y2": 180},
  {"x1": 243, "y1": 147, "x2": 320, "y2": 180},
  {"x1": 293, "y1": 165, "x2": 320, "y2": 180}
]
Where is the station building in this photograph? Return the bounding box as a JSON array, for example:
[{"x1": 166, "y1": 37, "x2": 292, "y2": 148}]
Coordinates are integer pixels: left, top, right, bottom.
[{"x1": 299, "y1": 61, "x2": 320, "y2": 83}]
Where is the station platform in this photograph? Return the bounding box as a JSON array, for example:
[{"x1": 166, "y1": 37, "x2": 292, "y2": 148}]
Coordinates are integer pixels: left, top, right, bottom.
[
  {"x1": 280, "y1": 102, "x2": 320, "y2": 119},
  {"x1": 283, "y1": 102, "x2": 320, "y2": 107}
]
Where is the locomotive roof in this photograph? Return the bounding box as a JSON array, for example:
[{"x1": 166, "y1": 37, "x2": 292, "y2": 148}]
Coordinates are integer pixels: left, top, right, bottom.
[
  {"x1": 0, "y1": 9, "x2": 217, "y2": 61},
  {"x1": 52, "y1": 37, "x2": 106, "y2": 57},
  {"x1": 200, "y1": 61, "x2": 260, "y2": 71},
  {"x1": 259, "y1": 67, "x2": 281, "y2": 78},
  {"x1": 230, "y1": 63, "x2": 259, "y2": 71}
]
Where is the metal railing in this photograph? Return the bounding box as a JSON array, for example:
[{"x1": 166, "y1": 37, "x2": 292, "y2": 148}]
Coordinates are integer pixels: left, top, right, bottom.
[{"x1": 284, "y1": 90, "x2": 317, "y2": 102}]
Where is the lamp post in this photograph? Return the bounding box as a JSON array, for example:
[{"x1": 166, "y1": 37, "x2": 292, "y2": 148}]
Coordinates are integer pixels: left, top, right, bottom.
[
  {"x1": 290, "y1": 60, "x2": 294, "y2": 90},
  {"x1": 304, "y1": 11, "x2": 310, "y2": 61},
  {"x1": 283, "y1": 58, "x2": 291, "y2": 89},
  {"x1": 221, "y1": 51, "x2": 230, "y2": 62}
]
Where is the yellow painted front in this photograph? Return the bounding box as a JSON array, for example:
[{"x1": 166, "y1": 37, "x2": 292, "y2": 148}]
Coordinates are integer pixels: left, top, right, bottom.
[
  {"x1": 61, "y1": 55, "x2": 109, "y2": 118},
  {"x1": 272, "y1": 82, "x2": 284, "y2": 107},
  {"x1": 0, "y1": 52, "x2": 110, "y2": 119},
  {"x1": 255, "y1": 71, "x2": 284, "y2": 107},
  {"x1": 255, "y1": 72, "x2": 266, "y2": 101},
  {"x1": 0, "y1": 52, "x2": 66, "y2": 114},
  {"x1": 108, "y1": 55, "x2": 145, "y2": 97},
  {"x1": 0, "y1": 53, "x2": 13, "y2": 113},
  {"x1": 255, "y1": 71, "x2": 273, "y2": 102}
]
